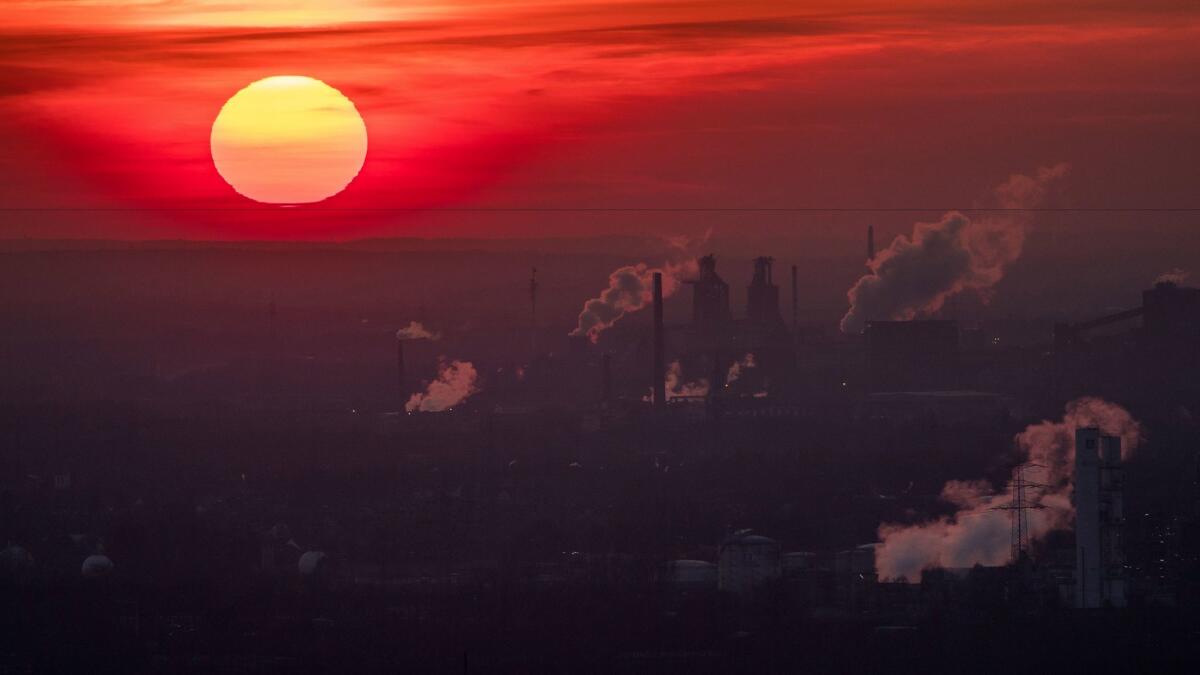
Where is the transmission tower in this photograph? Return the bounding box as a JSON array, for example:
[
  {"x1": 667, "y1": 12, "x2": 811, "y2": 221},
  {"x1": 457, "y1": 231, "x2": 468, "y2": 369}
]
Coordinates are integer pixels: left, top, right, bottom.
[{"x1": 992, "y1": 463, "x2": 1047, "y2": 563}]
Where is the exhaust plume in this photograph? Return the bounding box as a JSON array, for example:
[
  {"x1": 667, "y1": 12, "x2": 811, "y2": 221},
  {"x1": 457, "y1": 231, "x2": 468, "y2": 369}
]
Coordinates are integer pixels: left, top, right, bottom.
[
  {"x1": 874, "y1": 397, "x2": 1140, "y2": 582},
  {"x1": 569, "y1": 229, "x2": 712, "y2": 344},
  {"x1": 571, "y1": 259, "x2": 698, "y2": 343},
  {"x1": 397, "y1": 321, "x2": 440, "y2": 341},
  {"x1": 661, "y1": 227, "x2": 713, "y2": 252},
  {"x1": 725, "y1": 353, "x2": 756, "y2": 385},
  {"x1": 840, "y1": 164, "x2": 1069, "y2": 333},
  {"x1": 666, "y1": 360, "x2": 709, "y2": 399},
  {"x1": 1155, "y1": 268, "x2": 1190, "y2": 286},
  {"x1": 405, "y1": 359, "x2": 479, "y2": 412},
  {"x1": 644, "y1": 360, "x2": 709, "y2": 402}
]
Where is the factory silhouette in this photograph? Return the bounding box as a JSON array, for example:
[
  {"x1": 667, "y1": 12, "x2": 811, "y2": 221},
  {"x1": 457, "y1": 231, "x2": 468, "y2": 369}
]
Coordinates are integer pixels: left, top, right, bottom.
[{"x1": 3, "y1": 225, "x2": 1200, "y2": 673}]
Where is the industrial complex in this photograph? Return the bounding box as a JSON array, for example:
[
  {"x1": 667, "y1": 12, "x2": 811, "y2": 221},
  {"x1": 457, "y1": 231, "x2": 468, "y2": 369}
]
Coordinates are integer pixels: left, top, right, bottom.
[{"x1": 3, "y1": 235, "x2": 1200, "y2": 672}]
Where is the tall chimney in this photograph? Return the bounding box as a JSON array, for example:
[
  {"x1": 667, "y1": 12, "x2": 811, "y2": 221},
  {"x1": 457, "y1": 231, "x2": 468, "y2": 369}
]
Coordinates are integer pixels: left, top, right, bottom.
[
  {"x1": 268, "y1": 294, "x2": 277, "y2": 345},
  {"x1": 601, "y1": 352, "x2": 612, "y2": 404},
  {"x1": 1075, "y1": 428, "x2": 1101, "y2": 607},
  {"x1": 711, "y1": 348, "x2": 725, "y2": 392},
  {"x1": 791, "y1": 264, "x2": 798, "y2": 332},
  {"x1": 652, "y1": 272, "x2": 666, "y2": 409},
  {"x1": 529, "y1": 267, "x2": 539, "y2": 355},
  {"x1": 867, "y1": 225, "x2": 876, "y2": 263},
  {"x1": 396, "y1": 337, "x2": 406, "y2": 410}
]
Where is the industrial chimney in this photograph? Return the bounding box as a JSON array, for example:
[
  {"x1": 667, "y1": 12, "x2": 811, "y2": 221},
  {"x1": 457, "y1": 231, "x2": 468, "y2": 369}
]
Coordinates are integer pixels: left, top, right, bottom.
[
  {"x1": 746, "y1": 257, "x2": 781, "y2": 324},
  {"x1": 529, "y1": 267, "x2": 539, "y2": 355},
  {"x1": 791, "y1": 264, "x2": 798, "y2": 332},
  {"x1": 396, "y1": 337, "x2": 406, "y2": 410},
  {"x1": 653, "y1": 272, "x2": 666, "y2": 409},
  {"x1": 711, "y1": 348, "x2": 725, "y2": 392},
  {"x1": 601, "y1": 352, "x2": 612, "y2": 404}
]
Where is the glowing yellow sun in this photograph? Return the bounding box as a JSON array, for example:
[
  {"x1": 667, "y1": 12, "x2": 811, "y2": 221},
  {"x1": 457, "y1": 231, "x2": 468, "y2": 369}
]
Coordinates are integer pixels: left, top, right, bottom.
[{"x1": 211, "y1": 76, "x2": 367, "y2": 204}]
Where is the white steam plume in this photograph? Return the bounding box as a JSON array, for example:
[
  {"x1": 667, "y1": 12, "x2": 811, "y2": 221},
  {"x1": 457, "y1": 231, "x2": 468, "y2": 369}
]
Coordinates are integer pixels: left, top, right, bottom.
[
  {"x1": 666, "y1": 360, "x2": 709, "y2": 399},
  {"x1": 406, "y1": 359, "x2": 480, "y2": 412},
  {"x1": 397, "y1": 321, "x2": 441, "y2": 341},
  {"x1": 570, "y1": 259, "x2": 699, "y2": 343},
  {"x1": 661, "y1": 227, "x2": 714, "y2": 252},
  {"x1": 569, "y1": 229, "x2": 712, "y2": 344},
  {"x1": 840, "y1": 164, "x2": 1069, "y2": 333},
  {"x1": 725, "y1": 353, "x2": 756, "y2": 385},
  {"x1": 644, "y1": 360, "x2": 709, "y2": 402},
  {"x1": 874, "y1": 397, "x2": 1140, "y2": 582},
  {"x1": 1155, "y1": 268, "x2": 1190, "y2": 286}
]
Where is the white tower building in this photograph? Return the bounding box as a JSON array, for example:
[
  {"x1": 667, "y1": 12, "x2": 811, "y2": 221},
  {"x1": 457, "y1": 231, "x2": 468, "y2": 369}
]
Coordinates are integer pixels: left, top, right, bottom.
[
  {"x1": 1099, "y1": 434, "x2": 1126, "y2": 606},
  {"x1": 1074, "y1": 428, "x2": 1126, "y2": 608}
]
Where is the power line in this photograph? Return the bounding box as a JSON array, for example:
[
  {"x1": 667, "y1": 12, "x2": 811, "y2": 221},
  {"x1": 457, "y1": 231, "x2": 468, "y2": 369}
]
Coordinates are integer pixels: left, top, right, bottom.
[
  {"x1": 991, "y1": 463, "x2": 1048, "y2": 564},
  {"x1": 1, "y1": 207, "x2": 1198, "y2": 213}
]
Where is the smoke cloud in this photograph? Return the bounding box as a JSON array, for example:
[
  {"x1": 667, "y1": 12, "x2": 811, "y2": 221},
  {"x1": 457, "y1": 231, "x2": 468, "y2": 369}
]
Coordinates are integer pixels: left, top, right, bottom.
[
  {"x1": 840, "y1": 164, "x2": 1069, "y2": 333},
  {"x1": 405, "y1": 359, "x2": 480, "y2": 412},
  {"x1": 569, "y1": 228, "x2": 712, "y2": 344},
  {"x1": 666, "y1": 360, "x2": 709, "y2": 399},
  {"x1": 874, "y1": 397, "x2": 1140, "y2": 582},
  {"x1": 661, "y1": 227, "x2": 713, "y2": 252},
  {"x1": 1155, "y1": 268, "x2": 1191, "y2": 286},
  {"x1": 645, "y1": 360, "x2": 709, "y2": 402},
  {"x1": 725, "y1": 353, "x2": 756, "y2": 385},
  {"x1": 570, "y1": 259, "x2": 698, "y2": 343},
  {"x1": 397, "y1": 321, "x2": 440, "y2": 341}
]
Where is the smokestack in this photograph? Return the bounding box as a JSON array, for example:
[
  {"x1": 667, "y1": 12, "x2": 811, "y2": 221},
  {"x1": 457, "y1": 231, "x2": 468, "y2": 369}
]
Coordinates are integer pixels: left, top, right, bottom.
[
  {"x1": 653, "y1": 272, "x2": 666, "y2": 409},
  {"x1": 711, "y1": 348, "x2": 725, "y2": 392},
  {"x1": 867, "y1": 225, "x2": 875, "y2": 263},
  {"x1": 529, "y1": 267, "x2": 539, "y2": 354},
  {"x1": 601, "y1": 352, "x2": 612, "y2": 403},
  {"x1": 791, "y1": 264, "x2": 798, "y2": 331},
  {"x1": 1075, "y1": 427, "x2": 1102, "y2": 607},
  {"x1": 396, "y1": 337, "x2": 406, "y2": 408}
]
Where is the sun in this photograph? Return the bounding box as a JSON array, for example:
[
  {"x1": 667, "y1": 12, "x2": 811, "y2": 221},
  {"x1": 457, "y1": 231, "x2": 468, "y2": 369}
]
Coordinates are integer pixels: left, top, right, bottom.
[{"x1": 211, "y1": 76, "x2": 368, "y2": 205}]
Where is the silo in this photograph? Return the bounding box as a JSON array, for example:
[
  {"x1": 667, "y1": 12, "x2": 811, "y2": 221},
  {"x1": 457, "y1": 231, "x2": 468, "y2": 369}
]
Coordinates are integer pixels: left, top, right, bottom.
[
  {"x1": 81, "y1": 554, "x2": 114, "y2": 578},
  {"x1": 664, "y1": 559, "x2": 718, "y2": 591},
  {"x1": 0, "y1": 545, "x2": 35, "y2": 585},
  {"x1": 298, "y1": 550, "x2": 328, "y2": 577},
  {"x1": 718, "y1": 532, "x2": 782, "y2": 598},
  {"x1": 782, "y1": 551, "x2": 816, "y2": 578}
]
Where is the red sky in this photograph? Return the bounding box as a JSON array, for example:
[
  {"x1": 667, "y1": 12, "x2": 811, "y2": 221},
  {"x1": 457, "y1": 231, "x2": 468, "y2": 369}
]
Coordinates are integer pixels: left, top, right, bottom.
[{"x1": 1, "y1": 0, "x2": 1198, "y2": 240}]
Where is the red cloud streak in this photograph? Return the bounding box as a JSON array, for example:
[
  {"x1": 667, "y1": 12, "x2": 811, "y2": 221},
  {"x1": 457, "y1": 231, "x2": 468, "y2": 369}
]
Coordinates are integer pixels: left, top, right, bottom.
[{"x1": 0, "y1": 2, "x2": 1198, "y2": 239}]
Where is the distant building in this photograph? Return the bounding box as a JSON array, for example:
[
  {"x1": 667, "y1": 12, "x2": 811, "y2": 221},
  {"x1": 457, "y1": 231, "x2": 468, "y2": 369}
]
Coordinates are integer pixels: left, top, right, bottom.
[
  {"x1": 1142, "y1": 281, "x2": 1200, "y2": 345},
  {"x1": 1053, "y1": 281, "x2": 1200, "y2": 353},
  {"x1": 1074, "y1": 427, "x2": 1126, "y2": 608},
  {"x1": 866, "y1": 320, "x2": 960, "y2": 392}
]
